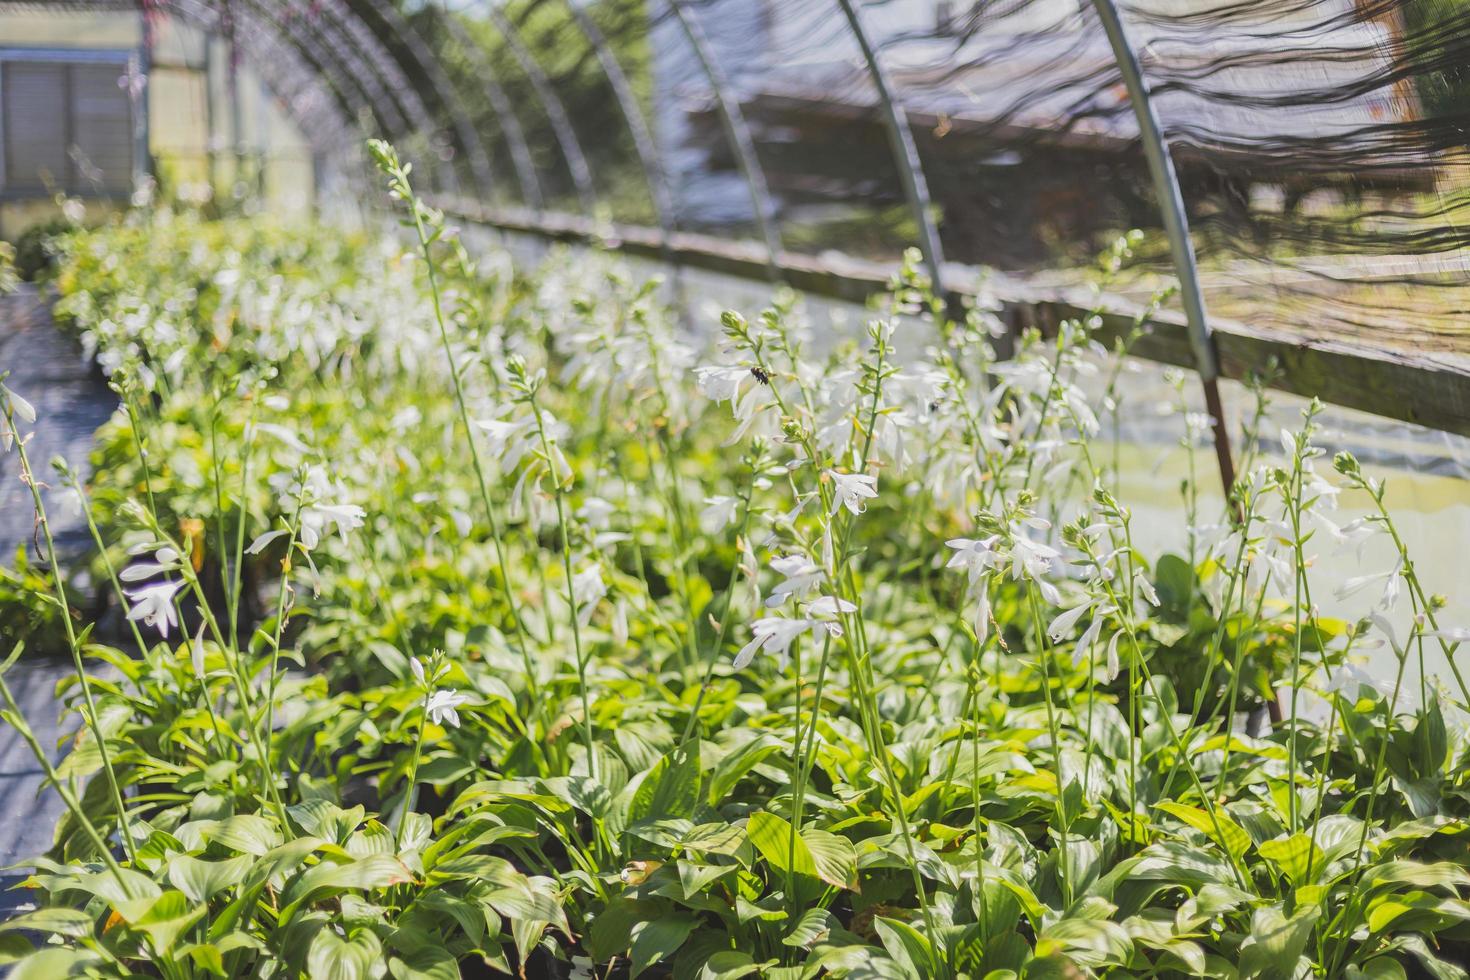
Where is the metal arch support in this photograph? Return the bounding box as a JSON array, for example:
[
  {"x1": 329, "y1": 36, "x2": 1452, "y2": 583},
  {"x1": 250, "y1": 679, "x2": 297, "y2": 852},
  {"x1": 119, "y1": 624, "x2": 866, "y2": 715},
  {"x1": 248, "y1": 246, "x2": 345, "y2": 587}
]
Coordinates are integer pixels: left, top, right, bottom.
[
  {"x1": 166, "y1": 0, "x2": 362, "y2": 162},
  {"x1": 242, "y1": 0, "x2": 389, "y2": 132},
  {"x1": 355, "y1": 0, "x2": 498, "y2": 201},
  {"x1": 565, "y1": 0, "x2": 676, "y2": 246},
  {"x1": 434, "y1": 1, "x2": 546, "y2": 212},
  {"x1": 273, "y1": 0, "x2": 410, "y2": 137},
  {"x1": 1089, "y1": 0, "x2": 1236, "y2": 498},
  {"x1": 834, "y1": 0, "x2": 945, "y2": 298},
  {"x1": 479, "y1": 0, "x2": 597, "y2": 215},
  {"x1": 664, "y1": 0, "x2": 782, "y2": 278},
  {"x1": 314, "y1": 0, "x2": 460, "y2": 192}
]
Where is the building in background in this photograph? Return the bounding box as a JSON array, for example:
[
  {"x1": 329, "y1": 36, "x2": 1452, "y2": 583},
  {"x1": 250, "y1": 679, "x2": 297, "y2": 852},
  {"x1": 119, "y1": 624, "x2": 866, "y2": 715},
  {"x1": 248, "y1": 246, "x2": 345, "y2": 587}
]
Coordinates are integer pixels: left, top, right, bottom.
[{"x1": 0, "y1": 5, "x2": 317, "y2": 238}]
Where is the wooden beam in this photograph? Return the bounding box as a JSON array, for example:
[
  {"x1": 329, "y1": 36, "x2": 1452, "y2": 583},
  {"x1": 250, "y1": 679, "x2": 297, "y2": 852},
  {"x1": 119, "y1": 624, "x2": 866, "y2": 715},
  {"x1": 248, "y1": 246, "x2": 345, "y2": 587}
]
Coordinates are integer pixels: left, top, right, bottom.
[{"x1": 439, "y1": 198, "x2": 1470, "y2": 439}]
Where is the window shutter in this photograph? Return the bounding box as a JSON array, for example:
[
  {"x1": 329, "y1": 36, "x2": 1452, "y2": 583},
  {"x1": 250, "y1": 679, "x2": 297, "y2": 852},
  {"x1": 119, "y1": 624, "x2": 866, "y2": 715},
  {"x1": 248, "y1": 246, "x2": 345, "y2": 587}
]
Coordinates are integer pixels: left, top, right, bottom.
[
  {"x1": 3, "y1": 62, "x2": 68, "y2": 192},
  {"x1": 69, "y1": 63, "x2": 133, "y2": 193}
]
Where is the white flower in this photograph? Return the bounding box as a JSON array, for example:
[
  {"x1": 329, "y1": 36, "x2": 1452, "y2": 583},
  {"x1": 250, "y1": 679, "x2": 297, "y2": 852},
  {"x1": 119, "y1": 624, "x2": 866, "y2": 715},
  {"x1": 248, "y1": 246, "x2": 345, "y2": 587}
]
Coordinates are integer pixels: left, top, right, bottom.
[
  {"x1": 827, "y1": 471, "x2": 878, "y2": 517},
  {"x1": 1105, "y1": 629, "x2": 1123, "y2": 681},
  {"x1": 946, "y1": 536, "x2": 1001, "y2": 587},
  {"x1": 425, "y1": 689, "x2": 472, "y2": 728},
  {"x1": 125, "y1": 579, "x2": 186, "y2": 637},
  {"x1": 1426, "y1": 626, "x2": 1470, "y2": 644},
  {"x1": 765, "y1": 554, "x2": 823, "y2": 608},
  {"x1": 472, "y1": 414, "x2": 536, "y2": 470},
  {"x1": 410, "y1": 656, "x2": 427, "y2": 686},
  {"x1": 190, "y1": 623, "x2": 207, "y2": 681},
  {"x1": 701, "y1": 495, "x2": 740, "y2": 535},
  {"x1": 577, "y1": 497, "x2": 617, "y2": 531},
  {"x1": 291, "y1": 467, "x2": 366, "y2": 551},
  {"x1": 694, "y1": 365, "x2": 749, "y2": 404},
  {"x1": 572, "y1": 564, "x2": 607, "y2": 626},
  {"x1": 245, "y1": 529, "x2": 287, "y2": 555},
  {"x1": 1046, "y1": 603, "x2": 1092, "y2": 643},
  {"x1": 2, "y1": 385, "x2": 36, "y2": 424},
  {"x1": 1335, "y1": 561, "x2": 1404, "y2": 611},
  {"x1": 734, "y1": 596, "x2": 854, "y2": 670}
]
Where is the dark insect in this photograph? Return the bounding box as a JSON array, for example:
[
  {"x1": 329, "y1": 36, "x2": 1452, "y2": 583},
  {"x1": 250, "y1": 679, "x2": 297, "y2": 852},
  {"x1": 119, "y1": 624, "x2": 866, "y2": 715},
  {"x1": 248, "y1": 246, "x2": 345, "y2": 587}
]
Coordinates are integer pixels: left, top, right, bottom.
[{"x1": 751, "y1": 366, "x2": 770, "y2": 385}]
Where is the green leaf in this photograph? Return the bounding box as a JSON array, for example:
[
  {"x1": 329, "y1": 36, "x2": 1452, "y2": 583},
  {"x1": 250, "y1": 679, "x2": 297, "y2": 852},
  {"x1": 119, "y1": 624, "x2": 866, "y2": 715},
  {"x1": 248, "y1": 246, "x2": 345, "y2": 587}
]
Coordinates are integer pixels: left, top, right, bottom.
[
  {"x1": 1154, "y1": 801, "x2": 1250, "y2": 860},
  {"x1": 279, "y1": 854, "x2": 411, "y2": 922},
  {"x1": 626, "y1": 746, "x2": 702, "y2": 827},
  {"x1": 307, "y1": 926, "x2": 383, "y2": 980},
  {"x1": 1238, "y1": 903, "x2": 1320, "y2": 980},
  {"x1": 874, "y1": 916, "x2": 934, "y2": 977},
  {"x1": 698, "y1": 951, "x2": 760, "y2": 980},
  {"x1": 707, "y1": 734, "x2": 784, "y2": 804},
  {"x1": 1257, "y1": 833, "x2": 1321, "y2": 885},
  {"x1": 629, "y1": 915, "x2": 696, "y2": 978},
  {"x1": 168, "y1": 854, "x2": 253, "y2": 903},
  {"x1": 802, "y1": 827, "x2": 859, "y2": 892},
  {"x1": 0, "y1": 907, "x2": 94, "y2": 938},
  {"x1": 746, "y1": 812, "x2": 816, "y2": 879},
  {"x1": 117, "y1": 890, "x2": 206, "y2": 952},
  {"x1": 781, "y1": 908, "x2": 835, "y2": 948}
]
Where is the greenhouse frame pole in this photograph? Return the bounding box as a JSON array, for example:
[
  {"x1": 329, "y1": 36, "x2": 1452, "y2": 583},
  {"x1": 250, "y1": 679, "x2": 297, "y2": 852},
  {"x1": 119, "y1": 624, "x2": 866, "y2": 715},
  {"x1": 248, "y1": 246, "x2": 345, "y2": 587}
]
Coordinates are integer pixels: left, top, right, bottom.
[
  {"x1": 481, "y1": 0, "x2": 599, "y2": 215},
  {"x1": 565, "y1": 0, "x2": 676, "y2": 249},
  {"x1": 1090, "y1": 0, "x2": 1236, "y2": 500},
  {"x1": 665, "y1": 0, "x2": 783, "y2": 278},
  {"x1": 436, "y1": 1, "x2": 546, "y2": 212},
  {"x1": 357, "y1": 0, "x2": 497, "y2": 200},
  {"x1": 834, "y1": 0, "x2": 945, "y2": 298}
]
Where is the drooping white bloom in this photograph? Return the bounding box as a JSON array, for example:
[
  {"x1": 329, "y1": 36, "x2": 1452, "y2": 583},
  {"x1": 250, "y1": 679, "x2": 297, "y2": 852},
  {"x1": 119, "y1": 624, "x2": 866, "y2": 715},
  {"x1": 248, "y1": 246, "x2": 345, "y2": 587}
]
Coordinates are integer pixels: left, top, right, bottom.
[
  {"x1": 472, "y1": 414, "x2": 537, "y2": 471},
  {"x1": 2, "y1": 385, "x2": 36, "y2": 424},
  {"x1": 827, "y1": 471, "x2": 878, "y2": 517},
  {"x1": 694, "y1": 365, "x2": 749, "y2": 405},
  {"x1": 190, "y1": 623, "x2": 207, "y2": 681},
  {"x1": 425, "y1": 689, "x2": 472, "y2": 728},
  {"x1": 701, "y1": 496, "x2": 741, "y2": 535},
  {"x1": 946, "y1": 536, "x2": 1001, "y2": 588},
  {"x1": 733, "y1": 596, "x2": 855, "y2": 670},
  {"x1": 765, "y1": 555, "x2": 824, "y2": 608},
  {"x1": 245, "y1": 529, "x2": 288, "y2": 555},
  {"x1": 572, "y1": 564, "x2": 607, "y2": 626},
  {"x1": 1009, "y1": 532, "x2": 1062, "y2": 605},
  {"x1": 292, "y1": 466, "x2": 367, "y2": 551},
  {"x1": 1046, "y1": 602, "x2": 1093, "y2": 643},
  {"x1": 125, "y1": 579, "x2": 186, "y2": 637},
  {"x1": 1335, "y1": 560, "x2": 1404, "y2": 611}
]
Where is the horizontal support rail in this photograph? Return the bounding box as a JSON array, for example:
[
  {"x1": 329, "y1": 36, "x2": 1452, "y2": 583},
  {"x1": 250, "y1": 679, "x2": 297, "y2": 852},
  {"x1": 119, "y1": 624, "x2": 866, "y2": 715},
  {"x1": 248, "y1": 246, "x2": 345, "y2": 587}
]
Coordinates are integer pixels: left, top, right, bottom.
[{"x1": 439, "y1": 197, "x2": 1470, "y2": 441}]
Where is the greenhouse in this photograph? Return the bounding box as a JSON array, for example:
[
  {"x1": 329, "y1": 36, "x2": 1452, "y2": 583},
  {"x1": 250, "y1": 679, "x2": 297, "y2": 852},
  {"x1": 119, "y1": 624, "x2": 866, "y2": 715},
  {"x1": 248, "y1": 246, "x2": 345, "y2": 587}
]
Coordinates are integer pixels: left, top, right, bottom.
[{"x1": 2, "y1": 0, "x2": 1470, "y2": 976}]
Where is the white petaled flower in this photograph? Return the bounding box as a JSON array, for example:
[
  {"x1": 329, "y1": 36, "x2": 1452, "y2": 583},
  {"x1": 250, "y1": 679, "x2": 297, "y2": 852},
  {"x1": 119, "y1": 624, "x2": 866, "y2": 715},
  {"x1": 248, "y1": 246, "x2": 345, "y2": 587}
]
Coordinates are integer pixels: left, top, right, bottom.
[
  {"x1": 701, "y1": 495, "x2": 740, "y2": 535},
  {"x1": 572, "y1": 564, "x2": 607, "y2": 626},
  {"x1": 473, "y1": 414, "x2": 537, "y2": 471},
  {"x1": 827, "y1": 471, "x2": 878, "y2": 517},
  {"x1": 1046, "y1": 602, "x2": 1093, "y2": 643},
  {"x1": 120, "y1": 544, "x2": 183, "y2": 582},
  {"x1": 190, "y1": 623, "x2": 207, "y2": 681},
  {"x1": 1335, "y1": 560, "x2": 1404, "y2": 611},
  {"x1": 1, "y1": 385, "x2": 36, "y2": 453},
  {"x1": 1009, "y1": 532, "x2": 1062, "y2": 605},
  {"x1": 694, "y1": 365, "x2": 749, "y2": 405},
  {"x1": 425, "y1": 689, "x2": 472, "y2": 728},
  {"x1": 125, "y1": 579, "x2": 186, "y2": 637},
  {"x1": 293, "y1": 466, "x2": 367, "y2": 551},
  {"x1": 245, "y1": 529, "x2": 288, "y2": 555},
  {"x1": 733, "y1": 596, "x2": 855, "y2": 671},
  {"x1": 765, "y1": 554, "x2": 823, "y2": 608},
  {"x1": 946, "y1": 536, "x2": 1001, "y2": 588},
  {"x1": 410, "y1": 656, "x2": 427, "y2": 686}
]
